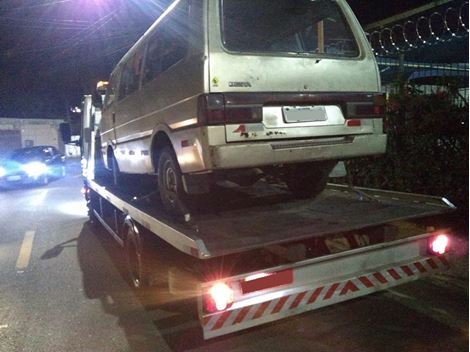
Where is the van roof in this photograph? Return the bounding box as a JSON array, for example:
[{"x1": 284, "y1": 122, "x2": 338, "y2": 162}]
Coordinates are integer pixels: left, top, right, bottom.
[{"x1": 113, "y1": 0, "x2": 182, "y2": 73}]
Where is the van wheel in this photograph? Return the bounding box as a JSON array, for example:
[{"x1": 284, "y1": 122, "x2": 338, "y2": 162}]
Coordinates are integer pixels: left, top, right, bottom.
[
  {"x1": 285, "y1": 161, "x2": 336, "y2": 199},
  {"x1": 157, "y1": 147, "x2": 188, "y2": 217}
]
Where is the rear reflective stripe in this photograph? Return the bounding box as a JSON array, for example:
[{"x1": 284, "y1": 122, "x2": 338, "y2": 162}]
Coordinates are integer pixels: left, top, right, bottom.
[
  {"x1": 203, "y1": 255, "x2": 450, "y2": 335},
  {"x1": 290, "y1": 291, "x2": 307, "y2": 309},
  {"x1": 414, "y1": 262, "x2": 427, "y2": 273},
  {"x1": 426, "y1": 258, "x2": 438, "y2": 269},
  {"x1": 387, "y1": 269, "x2": 401, "y2": 280},
  {"x1": 401, "y1": 265, "x2": 414, "y2": 276},
  {"x1": 212, "y1": 311, "x2": 231, "y2": 331},
  {"x1": 340, "y1": 280, "x2": 359, "y2": 295},
  {"x1": 438, "y1": 256, "x2": 449, "y2": 266},
  {"x1": 253, "y1": 301, "x2": 270, "y2": 319},
  {"x1": 324, "y1": 283, "x2": 340, "y2": 300},
  {"x1": 307, "y1": 287, "x2": 324, "y2": 304},
  {"x1": 233, "y1": 306, "x2": 251, "y2": 325},
  {"x1": 272, "y1": 296, "x2": 289, "y2": 314},
  {"x1": 359, "y1": 276, "x2": 374, "y2": 288},
  {"x1": 373, "y1": 272, "x2": 388, "y2": 284}
]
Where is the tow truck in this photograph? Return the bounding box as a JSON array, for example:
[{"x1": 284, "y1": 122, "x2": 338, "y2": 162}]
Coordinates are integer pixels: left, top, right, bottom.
[{"x1": 79, "y1": 93, "x2": 456, "y2": 340}]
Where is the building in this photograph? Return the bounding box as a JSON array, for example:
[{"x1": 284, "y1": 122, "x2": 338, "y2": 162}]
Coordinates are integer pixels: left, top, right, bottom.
[{"x1": 0, "y1": 118, "x2": 65, "y2": 157}]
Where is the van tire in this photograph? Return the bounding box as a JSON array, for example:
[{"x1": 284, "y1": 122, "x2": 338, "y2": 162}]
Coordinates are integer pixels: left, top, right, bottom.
[
  {"x1": 285, "y1": 161, "x2": 336, "y2": 199},
  {"x1": 157, "y1": 147, "x2": 188, "y2": 218}
]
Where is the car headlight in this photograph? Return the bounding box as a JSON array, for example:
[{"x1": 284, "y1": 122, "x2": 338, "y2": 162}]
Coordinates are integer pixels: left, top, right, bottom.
[
  {"x1": 21, "y1": 162, "x2": 48, "y2": 177},
  {"x1": 0, "y1": 167, "x2": 6, "y2": 178}
]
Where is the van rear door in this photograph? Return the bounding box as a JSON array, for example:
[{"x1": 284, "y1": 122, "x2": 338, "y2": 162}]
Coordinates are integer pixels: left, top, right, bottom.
[{"x1": 207, "y1": 0, "x2": 382, "y2": 143}]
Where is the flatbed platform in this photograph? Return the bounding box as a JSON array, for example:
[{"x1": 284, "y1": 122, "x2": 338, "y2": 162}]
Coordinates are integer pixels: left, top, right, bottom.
[{"x1": 87, "y1": 178, "x2": 455, "y2": 259}]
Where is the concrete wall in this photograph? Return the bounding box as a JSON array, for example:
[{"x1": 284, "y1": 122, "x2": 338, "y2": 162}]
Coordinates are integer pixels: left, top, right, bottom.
[{"x1": 0, "y1": 118, "x2": 64, "y2": 157}]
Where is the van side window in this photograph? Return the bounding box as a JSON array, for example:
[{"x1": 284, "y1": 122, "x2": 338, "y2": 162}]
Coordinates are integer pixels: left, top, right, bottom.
[
  {"x1": 119, "y1": 50, "x2": 144, "y2": 100},
  {"x1": 143, "y1": 25, "x2": 188, "y2": 85}
]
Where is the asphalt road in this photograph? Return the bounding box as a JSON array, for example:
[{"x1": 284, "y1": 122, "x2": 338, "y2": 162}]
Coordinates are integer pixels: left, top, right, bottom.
[{"x1": 0, "y1": 162, "x2": 468, "y2": 352}]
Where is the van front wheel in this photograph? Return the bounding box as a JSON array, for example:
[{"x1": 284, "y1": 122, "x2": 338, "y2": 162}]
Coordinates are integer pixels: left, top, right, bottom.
[{"x1": 157, "y1": 147, "x2": 188, "y2": 217}]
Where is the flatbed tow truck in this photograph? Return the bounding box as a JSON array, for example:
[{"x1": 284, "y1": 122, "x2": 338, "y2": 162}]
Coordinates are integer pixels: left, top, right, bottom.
[{"x1": 80, "y1": 95, "x2": 456, "y2": 340}]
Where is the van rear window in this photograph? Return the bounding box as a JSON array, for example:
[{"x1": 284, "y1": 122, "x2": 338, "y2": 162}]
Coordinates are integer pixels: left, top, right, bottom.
[{"x1": 221, "y1": 0, "x2": 359, "y2": 57}]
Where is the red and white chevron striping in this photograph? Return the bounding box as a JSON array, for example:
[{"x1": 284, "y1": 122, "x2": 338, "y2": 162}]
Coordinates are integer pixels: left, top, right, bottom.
[{"x1": 203, "y1": 256, "x2": 449, "y2": 332}]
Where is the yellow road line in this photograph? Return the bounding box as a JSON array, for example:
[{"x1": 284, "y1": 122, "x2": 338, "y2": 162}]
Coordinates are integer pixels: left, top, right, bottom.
[{"x1": 15, "y1": 231, "x2": 35, "y2": 271}]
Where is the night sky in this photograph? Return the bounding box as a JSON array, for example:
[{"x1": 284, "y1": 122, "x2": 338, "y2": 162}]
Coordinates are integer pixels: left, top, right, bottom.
[{"x1": 0, "y1": 0, "x2": 462, "y2": 119}]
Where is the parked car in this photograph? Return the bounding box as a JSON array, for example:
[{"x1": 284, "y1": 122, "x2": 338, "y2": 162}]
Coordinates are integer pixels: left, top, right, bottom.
[
  {"x1": 0, "y1": 146, "x2": 66, "y2": 187},
  {"x1": 98, "y1": 0, "x2": 387, "y2": 216}
]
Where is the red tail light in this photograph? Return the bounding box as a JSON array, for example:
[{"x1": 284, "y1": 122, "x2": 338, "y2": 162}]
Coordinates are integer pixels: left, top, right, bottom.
[
  {"x1": 429, "y1": 234, "x2": 450, "y2": 255},
  {"x1": 346, "y1": 119, "x2": 362, "y2": 127},
  {"x1": 346, "y1": 93, "x2": 386, "y2": 119},
  {"x1": 198, "y1": 94, "x2": 262, "y2": 125},
  {"x1": 204, "y1": 282, "x2": 234, "y2": 313}
]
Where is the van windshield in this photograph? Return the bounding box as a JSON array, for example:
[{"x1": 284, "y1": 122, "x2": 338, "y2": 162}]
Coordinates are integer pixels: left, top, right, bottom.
[{"x1": 220, "y1": 0, "x2": 359, "y2": 57}]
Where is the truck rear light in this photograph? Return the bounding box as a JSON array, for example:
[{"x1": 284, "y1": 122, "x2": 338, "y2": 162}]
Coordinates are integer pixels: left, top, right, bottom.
[
  {"x1": 198, "y1": 94, "x2": 262, "y2": 125},
  {"x1": 204, "y1": 282, "x2": 234, "y2": 313},
  {"x1": 429, "y1": 234, "x2": 450, "y2": 255}
]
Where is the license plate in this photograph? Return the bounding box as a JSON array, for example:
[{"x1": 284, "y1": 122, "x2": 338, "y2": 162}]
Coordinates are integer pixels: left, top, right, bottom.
[
  {"x1": 282, "y1": 106, "x2": 327, "y2": 123},
  {"x1": 7, "y1": 175, "x2": 22, "y2": 181}
]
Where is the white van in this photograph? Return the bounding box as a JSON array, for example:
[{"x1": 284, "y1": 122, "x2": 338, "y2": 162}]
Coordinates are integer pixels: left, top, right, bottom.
[{"x1": 99, "y1": 0, "x2": 387, "y2": 216}]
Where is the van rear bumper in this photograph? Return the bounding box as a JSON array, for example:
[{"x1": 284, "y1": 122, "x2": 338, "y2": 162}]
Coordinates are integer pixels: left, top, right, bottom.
[{"x1": 207, "y1": 134, "x2": 387, "y2": 169}]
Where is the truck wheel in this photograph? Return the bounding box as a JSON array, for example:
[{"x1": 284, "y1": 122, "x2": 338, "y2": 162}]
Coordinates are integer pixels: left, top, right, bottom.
[
  {"x1": 125, "y1": 224, "x2": 152, "y2": 289},
  {"x1": 285, "y1": 161, "x2": 336, "y2": 199},
  {"x1": 157, "y1": 147, "x2": 188, "y2": 217}
]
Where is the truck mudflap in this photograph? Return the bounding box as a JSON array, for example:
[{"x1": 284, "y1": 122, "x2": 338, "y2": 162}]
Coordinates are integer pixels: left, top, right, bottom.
[{"x1": 199, "y1": 233, "x2": 450, "y2": 340}]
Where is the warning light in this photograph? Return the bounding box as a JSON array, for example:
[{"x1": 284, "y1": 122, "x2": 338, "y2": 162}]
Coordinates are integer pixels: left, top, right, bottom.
[
  {"x1": 205, "y1": 283, "x2": 234, "y2": 312},
  {"x1": 96, "y1": 81, "x2": 108, "y2": 90},
  {"x1": 429, "y1": 234, "x2": 450, "y2": 255}
]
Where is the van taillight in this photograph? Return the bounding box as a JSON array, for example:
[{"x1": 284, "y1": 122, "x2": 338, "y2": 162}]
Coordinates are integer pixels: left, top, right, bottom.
[
  {"x1": 198, "y1": 94, "x2": 262, "y2": 125},
  {"x1": 346, "y1": 93, "x2": 386, "y2": 119}
]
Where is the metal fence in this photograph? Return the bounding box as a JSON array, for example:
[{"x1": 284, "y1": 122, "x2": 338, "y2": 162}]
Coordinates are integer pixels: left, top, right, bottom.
[
  {"x1": 367, "y1": 1, "x2": 469, "y2": 106},
  {"x1": 377, "y1": 58, "x2": 468, "y2": 107},
  {"x1": 346, "y1": 1, "x2": 468, "y2": 211}
]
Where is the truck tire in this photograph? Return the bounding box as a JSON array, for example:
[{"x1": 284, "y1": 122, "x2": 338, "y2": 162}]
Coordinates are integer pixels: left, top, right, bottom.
[
  {"x1": 125, "y1": 224, "x2": 153, "y2": 289},
  {"x1": 285, "y1": 161, "x2": 336, "y2": 199},
  {"x1": 157, "y1": 147, "x2": 188, "y2": 218}
]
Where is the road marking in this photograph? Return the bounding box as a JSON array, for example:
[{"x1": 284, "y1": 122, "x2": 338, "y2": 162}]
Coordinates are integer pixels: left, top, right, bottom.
[
  {"x1": 16, "y1": 231, "x2": 35, "y2": 272},
  {"x1": 0, "y1": 324, "x2": 8, "y2": 329}
]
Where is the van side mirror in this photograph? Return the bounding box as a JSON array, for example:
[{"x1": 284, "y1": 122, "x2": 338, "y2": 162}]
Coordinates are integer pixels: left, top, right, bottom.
[{"x1": 59, "y1": 123, "x2": 71, "y2": 144}]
